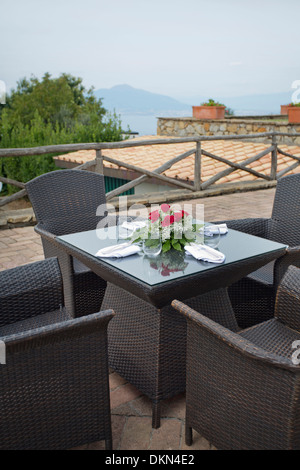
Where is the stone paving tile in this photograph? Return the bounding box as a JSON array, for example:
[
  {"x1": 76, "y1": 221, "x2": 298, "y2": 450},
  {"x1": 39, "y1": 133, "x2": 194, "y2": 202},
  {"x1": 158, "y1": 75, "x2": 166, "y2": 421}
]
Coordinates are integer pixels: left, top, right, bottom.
[
  {"x1": 0, "y1": 188, "x2": 277, "y2": 450},
  {"x1": 110, "y1": 382, "x2": 143, "y2": 410},
  {"x1": 0, "y1": 226, "x2": 44, "y2": 271},
  {"x1": 148, "y1": 419, "x2": 183, "y2": 450}
]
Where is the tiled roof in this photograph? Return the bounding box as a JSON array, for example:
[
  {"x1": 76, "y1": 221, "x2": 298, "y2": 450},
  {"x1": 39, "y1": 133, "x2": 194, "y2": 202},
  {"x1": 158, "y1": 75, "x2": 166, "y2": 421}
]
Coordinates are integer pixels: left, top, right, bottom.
[{"x1": 54, "y1": 135, "x2": 300, "y2": 185}]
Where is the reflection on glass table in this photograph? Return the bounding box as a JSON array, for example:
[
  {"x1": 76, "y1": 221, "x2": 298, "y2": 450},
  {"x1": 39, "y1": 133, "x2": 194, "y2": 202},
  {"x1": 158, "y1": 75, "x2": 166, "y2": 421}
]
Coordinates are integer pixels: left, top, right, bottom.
[{"x1": 143, "y1": 250, "x2": 189, "y2": 277}]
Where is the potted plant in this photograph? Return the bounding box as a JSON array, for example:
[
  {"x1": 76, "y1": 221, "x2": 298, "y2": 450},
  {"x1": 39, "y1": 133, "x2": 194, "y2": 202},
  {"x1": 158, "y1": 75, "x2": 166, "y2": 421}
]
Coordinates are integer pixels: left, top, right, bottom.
[
  {"x1": 192, "y1": 98, "x2": 226, "y2": 119},
  {"x1": 288, "y1": 103, "x2": 300, "y2": 123},
  {"x1": 280, "y1": 104, "x2": 289, "y2": 115}
]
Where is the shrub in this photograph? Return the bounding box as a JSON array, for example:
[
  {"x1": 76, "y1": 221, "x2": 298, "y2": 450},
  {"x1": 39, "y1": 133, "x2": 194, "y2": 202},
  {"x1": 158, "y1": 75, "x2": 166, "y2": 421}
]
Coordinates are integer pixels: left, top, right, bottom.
[{"x1": 0, "y1": 73, "x2": 125, "y2": 194}]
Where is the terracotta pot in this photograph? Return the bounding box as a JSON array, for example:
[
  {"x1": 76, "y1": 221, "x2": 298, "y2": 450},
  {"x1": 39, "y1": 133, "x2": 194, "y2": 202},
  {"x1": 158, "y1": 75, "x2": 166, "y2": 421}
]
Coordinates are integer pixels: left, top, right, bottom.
[
  {"x1": 280, "y1": 105, "x2": 289, "y2": 115},
  {"x1": 288, "y1": 106, "x2": 300, "y2": 123},
  {"x1": 192, "y1": 105, "x2": 225, "y2": 119}
]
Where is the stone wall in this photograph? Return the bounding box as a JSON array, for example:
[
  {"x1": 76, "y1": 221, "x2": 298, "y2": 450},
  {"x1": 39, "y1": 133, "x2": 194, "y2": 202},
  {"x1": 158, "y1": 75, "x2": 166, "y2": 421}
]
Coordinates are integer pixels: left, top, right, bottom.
[{"x1": 157, "y1": 117, "x2": 300, "y2": 145}]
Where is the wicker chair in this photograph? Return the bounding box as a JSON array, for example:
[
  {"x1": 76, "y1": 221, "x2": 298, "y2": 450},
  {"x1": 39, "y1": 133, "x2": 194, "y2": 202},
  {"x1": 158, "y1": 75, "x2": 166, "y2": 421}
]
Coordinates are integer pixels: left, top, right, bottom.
[
  {"x1": 26, "y1": 170, "x2": 108, "y2": 318},
  {"x1": 0, "y1": 258, "x2": 114, "y2": 450},
  {"x1": 215, "y1": 174, "x2": 300, "y2": 328},
  {"x1": 172, "y1": 265, "x2": 300, "y2": 450}
]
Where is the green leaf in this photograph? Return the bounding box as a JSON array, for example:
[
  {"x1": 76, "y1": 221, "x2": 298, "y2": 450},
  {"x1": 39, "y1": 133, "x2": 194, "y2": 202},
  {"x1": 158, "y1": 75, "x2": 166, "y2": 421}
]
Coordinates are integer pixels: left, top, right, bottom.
[
  {"x1": 172, "y1": 241, "x2": 182, "y2": 251},
  {"x1": 193, "y1": 223, "x2": 204, "y2": 231},
  {"x1": 145, "y1": 238, "x2": 160, "y2": 247},
  {"x1": 162, "y1": 240, "x2": 171, "y2": 252},
  {"x1": 131, "y1": 235, "x2": 141, "y2": 244}
]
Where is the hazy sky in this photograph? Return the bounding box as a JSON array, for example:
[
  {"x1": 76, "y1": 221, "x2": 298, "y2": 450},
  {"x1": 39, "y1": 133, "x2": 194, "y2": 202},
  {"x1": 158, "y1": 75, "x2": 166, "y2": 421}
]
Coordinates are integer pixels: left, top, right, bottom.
[{"x1": 1, "y1": 0, "x2": 300, "y2": 100}]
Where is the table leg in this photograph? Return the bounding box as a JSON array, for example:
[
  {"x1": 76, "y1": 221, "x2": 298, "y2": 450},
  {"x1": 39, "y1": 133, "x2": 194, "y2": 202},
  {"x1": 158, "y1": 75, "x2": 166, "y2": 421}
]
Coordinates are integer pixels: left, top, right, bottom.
[{"x1": 152, "y1": 401, "x2": 161, "y2": 429}]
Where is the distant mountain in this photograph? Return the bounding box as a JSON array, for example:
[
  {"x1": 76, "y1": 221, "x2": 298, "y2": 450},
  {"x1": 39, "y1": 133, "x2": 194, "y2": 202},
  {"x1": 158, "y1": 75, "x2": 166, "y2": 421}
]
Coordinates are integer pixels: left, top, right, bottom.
[
  {"x1": 95, "y1": 85, "x2": 293, "y2": 117},
  {"x1": 94, "y1": 84, "x2": 190, "y2": 115}
]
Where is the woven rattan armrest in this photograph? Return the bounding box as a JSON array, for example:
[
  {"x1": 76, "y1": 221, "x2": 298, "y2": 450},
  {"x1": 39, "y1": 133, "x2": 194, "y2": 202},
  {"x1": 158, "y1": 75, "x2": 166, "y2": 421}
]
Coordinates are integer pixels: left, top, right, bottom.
[
  {"x1": 34, "y1": 223, "x2": 74, "y2": 271},
  {"x1": 1, "y1": 309, "x2": 115, "y2": 353},
  {"x1": 172, "y1": 299, "x2": 300, "y2": 371},
  {"x1": 34, "y1": 223, "x2": 56, "y2": 241}
]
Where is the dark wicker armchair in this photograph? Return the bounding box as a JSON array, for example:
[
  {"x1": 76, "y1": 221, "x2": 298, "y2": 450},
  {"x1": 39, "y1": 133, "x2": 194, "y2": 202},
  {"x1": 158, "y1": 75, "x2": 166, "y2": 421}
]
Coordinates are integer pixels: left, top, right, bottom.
[
  {"x1": 0, "y1": 258, "x2": 114, "y2": 450},
  {"x1": 215, "y1": 174, "x2": 300, "y2": 328},
  {"x1": 172, "y1": 265, "x2": 300, "y2": 450},
  {"x1": 26, "y1": 170, "x2": 108, "y2": 318}
]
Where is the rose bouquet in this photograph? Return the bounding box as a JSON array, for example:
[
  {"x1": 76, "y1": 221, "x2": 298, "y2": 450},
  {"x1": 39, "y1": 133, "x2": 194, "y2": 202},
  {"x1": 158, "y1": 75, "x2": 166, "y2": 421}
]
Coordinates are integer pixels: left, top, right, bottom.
[{"x1": 131, "y1": 203, "x2": 201, "y2": 253}]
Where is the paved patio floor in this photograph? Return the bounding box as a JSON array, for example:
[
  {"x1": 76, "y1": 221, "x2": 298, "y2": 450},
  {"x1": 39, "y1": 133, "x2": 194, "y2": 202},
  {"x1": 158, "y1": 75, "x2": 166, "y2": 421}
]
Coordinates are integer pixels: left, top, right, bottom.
[{"x1": 0, "y1": 187, "x2": 276, "y2": 450}]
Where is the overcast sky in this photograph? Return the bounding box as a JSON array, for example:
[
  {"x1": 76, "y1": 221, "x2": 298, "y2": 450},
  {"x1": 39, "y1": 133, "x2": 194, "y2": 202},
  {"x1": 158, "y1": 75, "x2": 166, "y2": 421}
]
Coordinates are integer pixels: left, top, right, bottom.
[{"x1": 1, "y1": 0, "x2": 300, "y2": 101}]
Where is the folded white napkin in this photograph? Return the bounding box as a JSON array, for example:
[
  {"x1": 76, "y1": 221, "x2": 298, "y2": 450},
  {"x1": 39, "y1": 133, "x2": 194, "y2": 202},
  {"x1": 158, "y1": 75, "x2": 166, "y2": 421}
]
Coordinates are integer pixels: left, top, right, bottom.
[
  {"x1": 122, "y1": 220, "x2": 147, "y2": 230},
  {"x1": 96, "y1": 242, "x2": 141, "y2": 258},
  {"x1": 204, "y1": 223, "x2": 228, "y2": 236},
  {"x1": 185, "y1": 243, "x2": 225, "y2": 263}
]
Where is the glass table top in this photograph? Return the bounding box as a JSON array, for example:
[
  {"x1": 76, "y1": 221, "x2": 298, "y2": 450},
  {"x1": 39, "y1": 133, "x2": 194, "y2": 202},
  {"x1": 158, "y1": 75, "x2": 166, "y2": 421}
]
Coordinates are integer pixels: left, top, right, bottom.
[{"x1": 58, "y1": 227, "x2": 287, "y2": 287}]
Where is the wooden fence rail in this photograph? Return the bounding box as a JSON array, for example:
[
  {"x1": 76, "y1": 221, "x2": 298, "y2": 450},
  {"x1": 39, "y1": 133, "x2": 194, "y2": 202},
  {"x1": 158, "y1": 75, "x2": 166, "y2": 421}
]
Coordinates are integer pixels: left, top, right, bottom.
[{"x1": 1, "y1": 131, "x2": 300, "y2": 207}]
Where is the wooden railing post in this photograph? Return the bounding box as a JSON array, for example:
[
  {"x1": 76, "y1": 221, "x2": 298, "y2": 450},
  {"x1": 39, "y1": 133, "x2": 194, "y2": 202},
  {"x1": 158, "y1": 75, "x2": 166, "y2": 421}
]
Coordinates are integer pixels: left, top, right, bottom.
[
  {"x1": 270, "y1": 134, "x2": 278, "y2": 180},
  {"x1": 95, "y1": 149, "x2": 104, "y2": 174},
  {"x1": 194, "y1": 141, "x2": 202, "y2": 191}
]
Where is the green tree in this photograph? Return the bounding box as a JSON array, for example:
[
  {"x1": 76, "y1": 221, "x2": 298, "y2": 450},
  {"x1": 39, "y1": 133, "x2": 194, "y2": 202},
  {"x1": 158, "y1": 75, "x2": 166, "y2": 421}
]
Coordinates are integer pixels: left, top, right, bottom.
[
  {"x1": 3, "y1": 72, "x2": 107, "y2": 128},
  {"x1": 0, "y1": 73, "x2": 126, "y2": 194}
]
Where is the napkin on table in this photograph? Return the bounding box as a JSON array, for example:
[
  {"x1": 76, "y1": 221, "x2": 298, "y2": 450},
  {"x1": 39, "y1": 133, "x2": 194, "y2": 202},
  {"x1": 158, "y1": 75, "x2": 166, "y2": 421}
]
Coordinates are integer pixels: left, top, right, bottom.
[
  {"x1": 204, "y1": 223, "x2": 228, "y2": 236},
  {"x1": 185, "y1": 243, "x2": 225, "y2": 263},
  {"x1": 121, "y1": 220, "x2": 147, "y2": 231},
  {"x1": 96, "y1": 242, "x2": 141, "y2": 258}
]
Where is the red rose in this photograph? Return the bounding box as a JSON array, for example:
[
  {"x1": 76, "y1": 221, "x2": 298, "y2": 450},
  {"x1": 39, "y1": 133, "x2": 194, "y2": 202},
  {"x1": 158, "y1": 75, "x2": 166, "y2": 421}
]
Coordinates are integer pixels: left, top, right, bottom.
[
  {"x1": 149, "y1": 210, "x2": 160, "y2": 223},
  {"x1": 161, "y1": 204, "x2": 171, "y2": 213},
  {"x1": 162, "y1": 215, "x2": 175, "y2": 227},
  {"x1": 174, "y1": 212, "x2": 183, "y2": 222},
  {"x1": 161, "y1": 268, "x2": 171, "y2": 276}
]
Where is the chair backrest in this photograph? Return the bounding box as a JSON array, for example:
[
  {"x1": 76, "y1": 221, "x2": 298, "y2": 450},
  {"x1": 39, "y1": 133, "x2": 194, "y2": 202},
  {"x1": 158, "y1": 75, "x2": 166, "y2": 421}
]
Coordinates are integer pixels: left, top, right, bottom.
[
  {"x1": 0, "y1": 258, "x2": 63, "y2": 327},
  {"x1": 26, "y1": 170, "x2": 107, "y2": 236},
  {"x1": 269, "y1": 174, "x2": 300, "y2": 246},
  {"x1": 275, "y1": 264, "x2": 300, "y2": 331}
]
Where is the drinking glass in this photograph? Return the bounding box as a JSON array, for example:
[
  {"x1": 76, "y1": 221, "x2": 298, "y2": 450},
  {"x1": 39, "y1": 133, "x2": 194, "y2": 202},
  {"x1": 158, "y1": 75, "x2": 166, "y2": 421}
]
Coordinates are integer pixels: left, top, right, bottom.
[
  {"x1": 142, "y1": 234, "x2": 162, "y2": 257},
  {"x1": 198, "y1": 224, "x2": 220, "y2": 248}
]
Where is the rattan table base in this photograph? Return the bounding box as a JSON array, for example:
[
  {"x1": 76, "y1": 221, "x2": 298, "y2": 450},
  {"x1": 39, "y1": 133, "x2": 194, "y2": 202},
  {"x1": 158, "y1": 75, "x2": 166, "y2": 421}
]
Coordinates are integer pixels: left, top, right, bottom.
[{"x1": 102, "y1": 282, "x2": 187, "y2": 428}]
